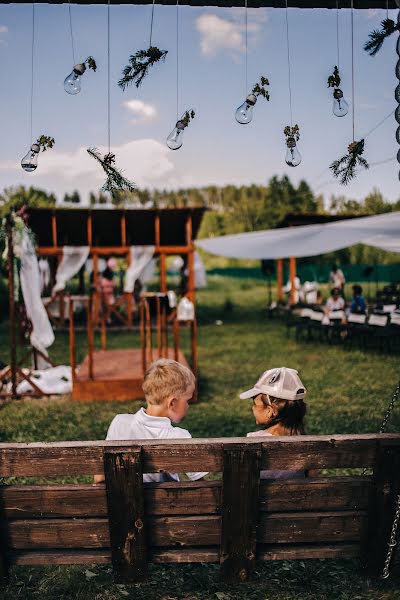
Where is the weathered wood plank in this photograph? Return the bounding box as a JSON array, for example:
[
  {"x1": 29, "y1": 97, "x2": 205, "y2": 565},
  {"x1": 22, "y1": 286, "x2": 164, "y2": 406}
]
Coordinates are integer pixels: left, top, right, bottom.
[
  {"x1": 0, "y1": 435, "x2": 397, "y2": 476},
  {"x1": 259, "y1": 511, "x2": 367, "y2": 544},
  {"x1": 14, "y1": 550, "x2": 111, "y2": 566},
  {"x1": 258, "y1": 543, "x2": 360, "y2": 561},
  {"x1": 220, "y1": 444, "x2": 261, "y2": 582},
  {"x1": 1, "y1": 477, "x2": 371, "y2": 519},
  {"x1": 104, "y1": 449, "x2": 147, "y2": 583},
  {"x1": 149, "y1": 515, "x2": 221, "y2": 547},
  {"x1": 362, "y1": 441, "x2": 400, "y2": 578}
]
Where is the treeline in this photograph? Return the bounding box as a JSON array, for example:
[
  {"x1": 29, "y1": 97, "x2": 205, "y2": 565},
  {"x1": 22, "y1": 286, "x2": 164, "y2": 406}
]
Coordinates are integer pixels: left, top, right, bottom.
[{"x1": 1, "y1": 177, "x2": 399, "y2": 265}]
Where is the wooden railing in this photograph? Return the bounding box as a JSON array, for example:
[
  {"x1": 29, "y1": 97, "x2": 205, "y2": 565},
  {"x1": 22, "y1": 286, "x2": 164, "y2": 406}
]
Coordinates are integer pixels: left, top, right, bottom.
[{"x1": 0, "y1": 434, "x2": 399, "y2": 584}]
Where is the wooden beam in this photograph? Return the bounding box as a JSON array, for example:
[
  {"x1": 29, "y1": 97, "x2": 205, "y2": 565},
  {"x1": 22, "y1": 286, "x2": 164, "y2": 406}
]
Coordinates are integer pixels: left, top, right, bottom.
[
  {"x1": 104, "y1": 449, "x2": 147, "y2": 583},
  {"x1": 36, "y1": 245, "x2": 194, "y2": 256},
  {"x1": 159, "y1": 254, "x2": 167, "y2": 293},
  {"x1": 0, "y1": 0, "x2": 393, "y2": 7},
  {"x1": 220, "y1": 443, "x2": 260, "y2": 582}
]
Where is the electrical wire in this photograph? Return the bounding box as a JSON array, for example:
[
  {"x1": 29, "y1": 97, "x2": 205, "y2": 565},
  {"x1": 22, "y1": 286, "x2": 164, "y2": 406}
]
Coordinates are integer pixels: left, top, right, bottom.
[
  {"x1": 245, "y1": 0, "x2": 248, "y2": 96},
  {"x1": 68, "y1": 0, "x2": 76, "y2": 65},
  {"x1": 350, "y1": 0, "x2": 355, "y2": 141},
  {"x1": 285, "y1": 0, "x2": 293, "y2": 126},
  {"x1": 176, "y1": 0, "x2": 179, "y2": 121},
  {"x1": 30, "y1": 2, "x2": 35, "y2": 146},
  {"x1": 336, "y1": 0, "x2": 340, "y2": 70},
  {"x1": 149, "y1": 0, "x2": 155, "y2": 48},
  {"x1": 107, "y1": 0, "x2": 111, "y2": 154},
  {"x1": 362, "y1": 110, "x2": 395, "y2": 140}
]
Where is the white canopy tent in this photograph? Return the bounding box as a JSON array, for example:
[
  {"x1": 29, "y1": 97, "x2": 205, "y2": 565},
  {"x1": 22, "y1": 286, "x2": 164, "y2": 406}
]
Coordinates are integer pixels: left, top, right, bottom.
[{"x1": 196, "y1": 212, "x2": 400, "y2": 260}]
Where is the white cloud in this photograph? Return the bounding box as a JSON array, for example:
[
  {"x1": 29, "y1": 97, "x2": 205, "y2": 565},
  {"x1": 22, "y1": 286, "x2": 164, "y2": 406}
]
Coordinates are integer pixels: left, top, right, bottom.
[
  {"x1": 0, "y1": 25, "x2": 8, "y2": 33},
  {"x1": 0, "y1": 139, "x2": 176, "y2": 201},
  {"x1": 195, "y1": 12, "x2": 266, "y2": 59},
  {"x1": 123, "y1": 99, "x2": 158, "y2": 124}
]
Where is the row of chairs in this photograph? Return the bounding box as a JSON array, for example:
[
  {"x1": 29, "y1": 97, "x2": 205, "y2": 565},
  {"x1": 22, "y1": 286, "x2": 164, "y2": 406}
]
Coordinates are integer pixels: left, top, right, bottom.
[
  {"x1": 289, "y1": 308, "x2": 400, "y2": 353},
  {"x1": 376, "y1": 283, "x2": 400, "y2": 307}
]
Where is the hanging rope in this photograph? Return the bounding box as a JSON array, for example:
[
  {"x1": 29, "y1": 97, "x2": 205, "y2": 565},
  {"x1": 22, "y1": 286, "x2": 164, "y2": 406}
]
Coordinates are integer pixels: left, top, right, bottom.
[
  {"x1": 350, "y1": 0, "x2": 355, "y2": 141},
  {"x1": 396, "y1": 8, "x2": 400, "y2": 180},
  {"x1": 149, "y1": 0, "x2": 155, "y2": 48},
  {"x1": 245, "y1": 0, "x2": 248, "y2": 96},
  {"x1": 176, "y1": 0, "x2": 179, "y2": 120},
  {"x1": 285, "y1": 0, "x2": 293, "y2": 126},
  {"x1": 30, "y1": 2, "x2": 35, "y2": 146},
  {"x1": 68, "y1": 0, "x2": 76, "y2": 65},
  {"x1": 107, "y1": 0, "x2": 111, "y2": 154},
  {"x1": 362, "y1": 109, "x2": 395, "y2": 139},
  {"x1": 336, "y1": 0, "x2": 340, "y2": 70}
]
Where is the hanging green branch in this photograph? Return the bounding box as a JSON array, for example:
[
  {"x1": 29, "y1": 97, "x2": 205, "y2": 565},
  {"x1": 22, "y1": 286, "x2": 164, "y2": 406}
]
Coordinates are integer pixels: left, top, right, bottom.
[
  {"x1": 87, "y1": 148, "x2": 135, "y2": 196},
  {"x1": 252, "y1": 76, "x2": 270, "y2": 101},
  {"x1": 330, "y1": 139, "x2": 369, "y2": 185},
  {"x1": 284, "y1": 124, "x2": 300, "y2": 142},
  {"x1": 327, "y1": 66, "x2": 341, "y2": 88},
  {"x1": 118, "y1": 47, "x2": 168, "y2": 90},
  {"x1": 85, "y1": 56, "x2": 97, "y2": 72},
  {"x1": 36, "y1": 135, "x2": 55, "y2": 152},
  {"x1": 364, "y1": 19, "x2": 398, "y2": 56},
  {"x1": 180, "y1": 110, "x2": 195, "y2": 128}
]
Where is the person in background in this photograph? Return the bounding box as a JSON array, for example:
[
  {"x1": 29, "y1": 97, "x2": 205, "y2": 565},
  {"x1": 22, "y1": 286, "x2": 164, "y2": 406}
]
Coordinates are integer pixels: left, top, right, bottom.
[
  {"x1": 100, "y1": 266, "x2": 115, "y2": 307},
  {"x1": 350, "y1": 284, "x2": 367, "y2": 314},
  {"x1": 325, "y1": 287, "x2": 345, "y2": 314},
  {"x1": 329, "y1": 264, "x2": 346, "y2": 294}
]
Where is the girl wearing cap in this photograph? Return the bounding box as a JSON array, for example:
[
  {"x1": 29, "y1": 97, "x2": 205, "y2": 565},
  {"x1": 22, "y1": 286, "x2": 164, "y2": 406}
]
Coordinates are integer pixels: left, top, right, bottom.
[{"x1": 240, "y1": 367, "x2": 308, "y2": 479}]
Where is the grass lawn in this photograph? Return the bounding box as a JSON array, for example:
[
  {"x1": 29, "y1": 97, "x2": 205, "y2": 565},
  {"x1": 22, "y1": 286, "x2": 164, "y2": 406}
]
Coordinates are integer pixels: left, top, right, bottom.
[{"x1": 0, "y1": 273, "x2": 399, "y2": 599}]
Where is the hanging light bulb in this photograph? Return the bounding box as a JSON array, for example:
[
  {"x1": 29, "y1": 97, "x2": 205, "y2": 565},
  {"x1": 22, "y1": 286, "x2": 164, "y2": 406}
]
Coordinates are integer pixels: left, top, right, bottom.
[
  {"x1": 64, "y1": 63, "x2": 86, "y2": 95},
  {"x1": 235, "y1": 94, "x2": 257, "y2": 125},
  {"x1": 285, "y1": 136, "x2": 302, "y2": 167},
  {"x1": 167, "y1": 120, "x2": 185, "y2": 150},
  {"x1": 332, "y1": 88, "x2": 349, "y2": 117},
  {"x1": 21, "y1": 143, "x2": 40, "y2": 172}
]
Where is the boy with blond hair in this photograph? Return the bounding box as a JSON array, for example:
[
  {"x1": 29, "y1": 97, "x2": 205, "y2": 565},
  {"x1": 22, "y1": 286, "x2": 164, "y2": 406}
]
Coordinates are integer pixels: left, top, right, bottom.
[{"x1": 96, "y1": 359, "x2": 207, "y2": 483}]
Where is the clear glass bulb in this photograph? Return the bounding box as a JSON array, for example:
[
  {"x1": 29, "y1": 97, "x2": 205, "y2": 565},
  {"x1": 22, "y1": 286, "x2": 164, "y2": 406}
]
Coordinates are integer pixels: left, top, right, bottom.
[
  {"x1": 332, "y1": 89, "x2": 349, "y2": 117},
  {"x1": 285, "y1": 142, "x2": 302, "y2": 167},
  {"x1": 167, "y1": 123, "x2": 184, "y2": 150},
  {"x1": 235, "y1": 94, "x2": 256, "y2": 125},
  {"x1": 21, "y1": 144, "x2": 39, "y2": 172},
  {"x1": 64, "y1": 70, "x2": 82, "y2": 95}
]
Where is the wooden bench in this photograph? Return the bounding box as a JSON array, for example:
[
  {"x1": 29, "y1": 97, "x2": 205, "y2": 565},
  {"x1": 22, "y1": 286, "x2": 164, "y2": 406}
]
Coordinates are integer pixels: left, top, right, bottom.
[{"x1": 0, "y1": 434, "x2": 399, "y2": 585}]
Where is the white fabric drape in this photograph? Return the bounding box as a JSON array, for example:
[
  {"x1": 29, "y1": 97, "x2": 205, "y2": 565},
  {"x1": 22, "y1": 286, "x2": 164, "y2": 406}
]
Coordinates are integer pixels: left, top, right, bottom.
[
  {"x1": 194, "y1": 252, "x2": 207, "y2": 288},
  {"x1": 53, "y1": 246, "x2": 90, "y2": 294},
  {"x1": 20, "y1": 232, "x2": 55, "y2": 355},
  {"x1": 124, "y1": 246, "x2": 155, "y2": 293},
  {"x1": 196, "y1": 212, "x2": 400, "y2": 260}
]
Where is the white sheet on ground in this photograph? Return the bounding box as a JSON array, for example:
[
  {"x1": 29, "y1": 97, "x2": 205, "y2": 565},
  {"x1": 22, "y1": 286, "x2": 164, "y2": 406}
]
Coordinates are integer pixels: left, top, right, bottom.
[
  {"x1": 53, "y1": 246, "x2": 90, "y2": 293},
  {"x1": 196, "y1": 212, "x2": 400, "y2": 259},
  {"x1": 16, "y1": 365, "x2": 72, "y2": 395},
  {"x1": 20, "y1": 232, "x2": 55, "y2": 355},
  {"x1": 124, "y1": 246, "x2": 155, "y2": 293}
]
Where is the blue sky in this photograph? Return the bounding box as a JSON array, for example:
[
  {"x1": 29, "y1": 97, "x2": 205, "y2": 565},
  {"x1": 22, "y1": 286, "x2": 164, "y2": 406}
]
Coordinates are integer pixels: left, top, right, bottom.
[{"x1": 0, "y1": 3, "x2": 398, "y2": 205}]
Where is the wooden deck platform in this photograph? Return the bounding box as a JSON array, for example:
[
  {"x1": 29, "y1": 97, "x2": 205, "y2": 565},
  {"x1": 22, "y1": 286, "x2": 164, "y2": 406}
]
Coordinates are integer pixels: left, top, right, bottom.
[{"x1": 72, "y1": 348, "x2": 189, "y2": 402}]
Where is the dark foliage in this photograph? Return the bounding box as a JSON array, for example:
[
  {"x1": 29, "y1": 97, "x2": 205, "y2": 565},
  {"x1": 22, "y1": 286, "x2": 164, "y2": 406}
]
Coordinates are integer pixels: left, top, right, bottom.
[
  {"x1": 87, "y1": 148, "x2": 135, "y2": 197},
  {"x1": 364, "y1": 18, "x2": 398, "y2": 56},
  {"x1": 330, "y1": 139, "x2": 369, "y2": 185},
  {"x1": 118, "y1": 46, "x2": 168, "y2": 90}
]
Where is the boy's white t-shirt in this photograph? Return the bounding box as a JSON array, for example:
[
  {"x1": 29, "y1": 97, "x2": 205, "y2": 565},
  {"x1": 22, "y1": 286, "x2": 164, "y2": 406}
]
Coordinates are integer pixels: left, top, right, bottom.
[{"x1": 106, "y1": 407, "x2": 208, "y2": 483}]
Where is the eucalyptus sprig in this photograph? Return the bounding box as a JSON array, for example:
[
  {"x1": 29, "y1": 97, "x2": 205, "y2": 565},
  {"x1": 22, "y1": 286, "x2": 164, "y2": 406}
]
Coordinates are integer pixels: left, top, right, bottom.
[
  {"x1": 118, "y1": 47, "x2": 168, "y2": 90},
  {"x1": 364, "y1": 19, "x2": 398, "y2": 56},
  {"x1": 252, "y1": 76, "x2": 270, "y2": 101},
  {"x1": 284, "y1": 125, "x2": 300, "y2": 142},
  {"x1": 85, "y1": 56, "x2": 97, "y2": 71},
  {"x1": 180, "y1": 110, "x2": 195, "y2": 128},
  {"x1": 330, "y1": 139, "x2": 369, "y2": 185},
  {"x1": 87, "y1": 147, "x2": 135, "y2": 196},
  {"x1": 36, "y1": 135, "x2": 55, "y2": 152},
  {"x1": 327, "y1": 66, "x2": 341, "y2": 88}
]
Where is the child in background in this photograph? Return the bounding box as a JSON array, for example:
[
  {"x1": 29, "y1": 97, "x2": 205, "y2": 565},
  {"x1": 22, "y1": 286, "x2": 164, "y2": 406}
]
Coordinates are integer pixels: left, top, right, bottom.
[
  {"x1": 240, "y1": 367, "x2": 308, "y2": 479},
  {"x1": 350, "y1": 284, "x2": 367, "y2": 314},
  {"x1": 95, "y1": 359, "x2": 207, "y2": 483}
]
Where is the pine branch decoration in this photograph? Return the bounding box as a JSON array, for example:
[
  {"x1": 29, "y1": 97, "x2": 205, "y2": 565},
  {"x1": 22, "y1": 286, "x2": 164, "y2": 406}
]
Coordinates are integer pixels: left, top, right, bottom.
[
  {"x1": 364, "y1": 19, "x2": 398, "y2": 56},
  {"x1": 330, "y1": 139, "x2": 369, "y2": 185},
  {"x1": 252, "y1": 76, "x2": 270, "y2": 101},
  {"x1": 284, "y1": 124, "x2": 300, "y2": 142},
  {"x1": 85, "y1": 56, "x2": 97, "y2": 72},
  {"x1": 327, "y1": 66, "x2": 341, "y2": 88},
  {"x1": 36, "y1": 135, "x2": 55, "y2": 152},
  {"x1": 180, "y1": 110, "x2": 195, "y2": 128},
  {"x1": 118, "y1": 47, "x2": 168, "y2": 90},
  {"x1": 87, "y1": 147, "x2": 136, "y2": 196}
]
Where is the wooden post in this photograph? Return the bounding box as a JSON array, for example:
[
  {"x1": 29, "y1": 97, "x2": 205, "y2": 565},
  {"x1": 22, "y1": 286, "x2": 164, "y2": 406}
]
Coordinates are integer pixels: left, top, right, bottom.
[
  {"x1": 220, "y1": 444, "x2": 261, "y2": 583},
  {"x1": 155, "y1": 213, "x2": 161, "y2": 247},
  {"x1": 87, "y1": 296, "x2": 94, "y2": 380},
  {"x1": 87, "y1": 212, "x2": 93, "y2": 247},
  {"x1": 161, "y1": 298, "x2": 168, "y2": 358},
  {"x1": 277, "y1": 258, "x2": 283, "y2": 303},
  {"x1": 289, "y1": 256, "x2": 296, "y2": 305},
  {"x1": 160, "y1": 254, "x2": 167, "y2": 294},
  {"x1": 144, "y1": 300, "x2": 153, "y2": 366},
  {"x1": 7, "y1": 222, "x2": 17, "y2": 397},
  {"x1": 69, "y1": 298, "x2": 76, "y2": 384},
  {"x1": 156, "y1": 296, "x2": 162, "y2": 357},
  {"x1": 140, "y1": 299, "x2": 146, "y2": 374},
  {"x1": 173, "y1": 320, "x2": 179, "y2": 362},
  {"x1": 104, "y1": 449, "x2": 147, "y2": 583},
  {"x1": 120, "y1": 213, "x2": 126, "y2": 247},
  {"x1": 51, "y1": 211, "x2": 58, "y2": 247},
  {"x1": 363, "y1": 441, "x2": 400, "y2": 578}
]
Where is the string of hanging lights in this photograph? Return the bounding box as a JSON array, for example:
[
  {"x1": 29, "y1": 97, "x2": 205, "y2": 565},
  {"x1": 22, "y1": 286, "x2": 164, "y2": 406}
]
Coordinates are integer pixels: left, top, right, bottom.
[
  {"x1": 327, "y1": 0, "x2": 349, "y2": 118},
  {"x1": 283, "y1": 0, "x2": 301, "y2": 167}
]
